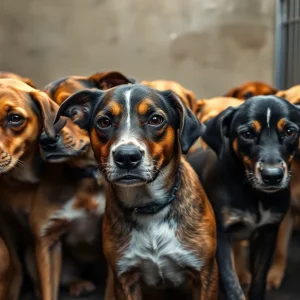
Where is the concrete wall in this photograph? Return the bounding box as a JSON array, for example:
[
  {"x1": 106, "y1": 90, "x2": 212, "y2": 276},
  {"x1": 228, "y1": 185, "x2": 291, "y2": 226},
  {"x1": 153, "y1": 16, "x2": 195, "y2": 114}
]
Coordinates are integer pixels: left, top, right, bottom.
[{"x1": 0, "y1": 0, "x2": 275, "y2": 98}]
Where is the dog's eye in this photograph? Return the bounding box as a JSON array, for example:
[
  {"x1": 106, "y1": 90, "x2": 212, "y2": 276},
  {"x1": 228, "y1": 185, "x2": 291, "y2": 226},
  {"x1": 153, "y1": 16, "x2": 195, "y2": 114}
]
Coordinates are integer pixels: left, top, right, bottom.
[
  {"x1": 148, "y1": 115, "x2": 164, "y2": 126},
  {"x1": 8, "y1": 114, "x2": 24, "y2": 126},
  {"x1": 240, "y1": 130, "x2": 254, "y2": 140},
  {"x1": 285, "y1": 127, "x2": 297, "y2": 138},
  {"x1": 97, "y1": 117, "x2": 112, "y2": 128}
]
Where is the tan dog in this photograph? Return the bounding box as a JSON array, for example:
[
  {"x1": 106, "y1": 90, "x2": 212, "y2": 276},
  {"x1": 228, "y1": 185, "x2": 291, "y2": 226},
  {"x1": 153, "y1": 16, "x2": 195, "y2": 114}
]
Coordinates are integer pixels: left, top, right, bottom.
[
  {"x1": 55, "y1": 84, "x2": 218, "y2": 300},
  {"x1": 141, "y1": 79, "x2": 198, "y2": 112},
  {"x1": 0, "y1": 71, "x2": 37, "y2": 88},
  {"x1": 276, "y1": 85, "x2": 300, "y2": 104},
  {"x1": 224, "y1": 81, "x2": 277, "y2": 100}
]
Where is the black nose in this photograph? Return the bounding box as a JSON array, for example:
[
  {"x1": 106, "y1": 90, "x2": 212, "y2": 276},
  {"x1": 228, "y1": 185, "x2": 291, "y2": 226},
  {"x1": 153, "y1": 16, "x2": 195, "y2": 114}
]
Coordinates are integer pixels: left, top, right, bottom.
[
  {"x1": 113, "y1": 145, "x2": 142, "y2": 170},
  {"x1": 260, "y1": 167, "x2": 284, "y2": 185},
  {"x1": 39, "y1": 132, "x2": 59, "y2": 150}
]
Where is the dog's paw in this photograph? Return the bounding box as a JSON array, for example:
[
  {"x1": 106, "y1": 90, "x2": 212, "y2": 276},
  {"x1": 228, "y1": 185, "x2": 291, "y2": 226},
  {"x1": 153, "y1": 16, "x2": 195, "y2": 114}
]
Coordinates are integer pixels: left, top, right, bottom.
[
  {"x1": 267, "y1": 266, "x2": 285, "y2": 290},
  {"x1": 69, "y1": 280, "x2": 96, "y2": 297}
]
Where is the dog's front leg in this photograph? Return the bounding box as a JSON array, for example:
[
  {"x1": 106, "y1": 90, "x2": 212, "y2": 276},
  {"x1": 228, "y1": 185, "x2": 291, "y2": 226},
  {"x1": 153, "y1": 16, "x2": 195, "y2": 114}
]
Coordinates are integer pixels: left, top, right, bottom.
[
  {"x1": 114, "y1": 271, "x2": 141, "y2": 300},
  {"x1": 248, "y1": 225, "x2": 279, "y2": 300},
  {"x1": 217, "y1": 230, "x2": 245, "y2": 300},
  {"x1": 35, "y1": 239, "x2": 53, "y2": 300},
  {"x1": 193, "y1": 258, "x2": 218, "y2": 300},
  {"x1": 51, "y1": 241, "x2": 62, "y2": 300}
]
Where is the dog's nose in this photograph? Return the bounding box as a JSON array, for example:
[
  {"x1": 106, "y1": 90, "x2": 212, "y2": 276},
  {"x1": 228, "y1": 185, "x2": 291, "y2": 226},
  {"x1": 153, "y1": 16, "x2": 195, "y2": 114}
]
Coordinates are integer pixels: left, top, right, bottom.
[
  {"x1": 113, "y1": 145, "x2": 142, "y2": 169},
  {"x1": 260, "y1": 167, "x2": 284, "y2": 185},
  {"x1": 39, "y1": 132, "x2": 59, "y2": 150}
]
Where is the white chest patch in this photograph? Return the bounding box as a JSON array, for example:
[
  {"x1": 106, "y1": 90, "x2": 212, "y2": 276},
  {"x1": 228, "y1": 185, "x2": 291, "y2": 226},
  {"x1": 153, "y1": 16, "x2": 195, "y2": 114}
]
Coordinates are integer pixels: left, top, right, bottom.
[
  {"x1": 117, "y1": 221, "x2": 202, "y2": 287},
  {"x1": 41, "y1": 191, "x2": 106, "y2": 244},
  {"x1": 257, "y1": 202, "x2": 282, "y2": 227}
]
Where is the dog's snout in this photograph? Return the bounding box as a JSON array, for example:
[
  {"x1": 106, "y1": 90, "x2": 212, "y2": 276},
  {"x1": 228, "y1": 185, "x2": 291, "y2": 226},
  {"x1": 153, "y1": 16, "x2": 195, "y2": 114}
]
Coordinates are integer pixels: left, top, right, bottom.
[
  {"x1": 40, "y1": 132, "x2": 59, "y2": 150},
  {"x1": 260, "y1": 167, "x2": 284, "y2": 185},
  {"x1": 113, "y1": 145, "x2": 142, "y2": 170}
]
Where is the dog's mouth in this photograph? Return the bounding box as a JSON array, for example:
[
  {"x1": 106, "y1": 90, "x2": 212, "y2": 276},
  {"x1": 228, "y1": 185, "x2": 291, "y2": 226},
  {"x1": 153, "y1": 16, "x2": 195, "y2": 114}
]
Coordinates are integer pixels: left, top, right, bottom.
[
  {"x1": 112, "y1": 174, "x2": 147, "y2": 186},
  {"x1": 43, "y1": 144, "x2": 89, "y2": 162}
]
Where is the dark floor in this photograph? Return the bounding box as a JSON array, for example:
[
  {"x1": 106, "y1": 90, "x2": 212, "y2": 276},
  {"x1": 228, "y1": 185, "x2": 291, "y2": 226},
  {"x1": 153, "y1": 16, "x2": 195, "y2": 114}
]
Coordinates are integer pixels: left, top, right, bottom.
[{"x1": 21, "y1": 234, "x2": 300, "y2": 300}]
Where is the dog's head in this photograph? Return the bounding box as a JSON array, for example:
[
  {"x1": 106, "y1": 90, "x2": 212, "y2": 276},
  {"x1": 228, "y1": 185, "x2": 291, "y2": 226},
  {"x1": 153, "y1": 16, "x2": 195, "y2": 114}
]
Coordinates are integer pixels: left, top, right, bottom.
[
  {"x1": 55, "y1": 84, "x2": 205, "y2": 186},
  {"x1": 276, "y1": 85, "x2": 300, "y2": 105},
  {"x1": 39, "y1": 117, "x2": 91, "y2": 165},
  {"x1": 44, "y1": 71, "x2": 135, "y2": 105},
  {"x1": 224, "y1": 81, "x2": 278, "y2": 100},
  {"x1": 0, "y1": 71, "x2": 37, "y2": 88},
  {"x1": 203, "y1": 96, "x2": 300, "y2": 193},
  {"x1": 141, "y1": 80, "x2": 198, "y2": 113},
  {"x1": 0, "y1": 78, "x2": 65, "y2": 173}
]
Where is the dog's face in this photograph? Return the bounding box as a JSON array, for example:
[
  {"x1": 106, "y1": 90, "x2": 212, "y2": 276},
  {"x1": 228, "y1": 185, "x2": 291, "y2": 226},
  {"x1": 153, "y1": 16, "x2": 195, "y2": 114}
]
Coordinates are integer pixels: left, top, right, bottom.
[
  {"x1": 0, "y1": 78, "x2": 62, "y2": 173},
  {"x1": 44, "y1": 71, "x2": 135, "y2": 105},
  {"x1": 203, "y1": 96, "x2": 300, "y2": 193},
  {"x1": 39, "y1": 118, "x2": 91, "y2": 165},
  {"x1": 55, "y1": 85, "x2": 204, "y2": 186},
  {"x1": 224, "y1": 81, "x2": 278, "y2": 100}
]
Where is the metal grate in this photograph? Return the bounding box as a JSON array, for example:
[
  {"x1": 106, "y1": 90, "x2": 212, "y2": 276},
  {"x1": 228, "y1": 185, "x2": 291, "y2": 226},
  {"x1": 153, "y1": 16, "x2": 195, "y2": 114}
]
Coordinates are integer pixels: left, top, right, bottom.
[{"x1": 275, "y1": 0, "x2": 300, "y2": 90}]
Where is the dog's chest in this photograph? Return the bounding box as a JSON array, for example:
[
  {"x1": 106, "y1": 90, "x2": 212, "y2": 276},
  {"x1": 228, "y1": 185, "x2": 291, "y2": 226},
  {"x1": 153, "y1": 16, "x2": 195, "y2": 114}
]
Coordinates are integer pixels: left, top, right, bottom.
[
  {"x1": 226, "y1": 202, "x2": 282, "y2": 240},
  {"x1": 41, "y1": 190, "x2": 106, "y2": 244},
  {"x1": 118, "y1": 220, "x2": 202, "y2": 287}
]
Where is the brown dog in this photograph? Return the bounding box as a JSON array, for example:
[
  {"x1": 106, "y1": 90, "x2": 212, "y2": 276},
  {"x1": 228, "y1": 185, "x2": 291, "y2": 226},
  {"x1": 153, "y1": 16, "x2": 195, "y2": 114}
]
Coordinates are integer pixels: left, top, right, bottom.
[
  {"x1": 0, "y1": 71, "x2": 37, "y2": 88},
  {"x1": 141, "y1": 79, "x2": 198, "y2": 113},
  {"x1": 276, "y1": 85, "x2": 300, "y2": 104},
  {"x1": 224, "y1": 81, "x2": 277, "y2": 100},
  {"x1": 55, "y1": 84, "x2": 218, "y2": 299},
  {"x1": 0, "y1": 78, "x2": 76, "y2": 300},
  {"x1": 44, "y1": 71, "x2": 135, "y2": 105}
]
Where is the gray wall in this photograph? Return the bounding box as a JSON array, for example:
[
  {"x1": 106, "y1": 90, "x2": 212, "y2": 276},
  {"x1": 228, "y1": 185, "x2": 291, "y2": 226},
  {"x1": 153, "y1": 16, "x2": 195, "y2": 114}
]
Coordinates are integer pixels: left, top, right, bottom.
[{"x1": 0, "y1": 0, "x2": 275, "y2": 98}]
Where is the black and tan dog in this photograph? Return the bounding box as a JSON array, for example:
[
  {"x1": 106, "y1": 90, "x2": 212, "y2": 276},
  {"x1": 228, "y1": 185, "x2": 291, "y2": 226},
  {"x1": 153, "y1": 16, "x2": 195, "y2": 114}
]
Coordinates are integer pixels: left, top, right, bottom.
[
  {"x1": 44, "y1": 71, "x2": 135, "y2": 105},
  {"x1": 55, "y1": 84, "x2": 218, "y2": 299},
  {"x1": 187, "y1": 96, "x2": 300, "y2": 300}
]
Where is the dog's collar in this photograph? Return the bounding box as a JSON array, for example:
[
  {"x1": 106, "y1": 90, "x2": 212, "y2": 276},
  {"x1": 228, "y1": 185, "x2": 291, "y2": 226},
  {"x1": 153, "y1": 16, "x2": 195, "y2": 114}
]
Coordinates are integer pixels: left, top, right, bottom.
[{"x1": 120, "y1": 165, "x2": 182, "y2": 216}]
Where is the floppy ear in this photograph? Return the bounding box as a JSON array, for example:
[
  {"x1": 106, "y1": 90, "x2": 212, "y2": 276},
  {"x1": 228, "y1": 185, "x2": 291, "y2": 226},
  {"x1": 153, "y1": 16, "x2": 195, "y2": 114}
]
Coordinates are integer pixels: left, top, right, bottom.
[
  {"x1": 89, "y1": 71, "x2": 135, "y2": 90},
  {"x1": 54, "y1": 89, "x2": 103, "y2": 130},
  {"x1": 22, "y1": 77, "x2": 37, "y2": 89},
  {"x1": 202, "y1": 106, "x2": 237, "y2": 159},
  {"x1": 224, "y1": 86, "x2": 239, "y2": 98},
  {"x1": 162, "y1": 91, "x2": 206, "y2": 154},
  {"x1": 29, "y1": 91, "x2": 66, "y2": 138}
]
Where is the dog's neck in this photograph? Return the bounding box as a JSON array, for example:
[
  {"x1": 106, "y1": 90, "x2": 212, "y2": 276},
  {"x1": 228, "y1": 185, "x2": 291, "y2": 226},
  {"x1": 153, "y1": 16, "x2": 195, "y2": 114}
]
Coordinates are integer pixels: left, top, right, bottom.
[
  {"x1": 111, "y1": 161, "x2": 179, "y2": 209},
  {"x1": 7, "y1": 145, "x2": 43, "y2": 184}
]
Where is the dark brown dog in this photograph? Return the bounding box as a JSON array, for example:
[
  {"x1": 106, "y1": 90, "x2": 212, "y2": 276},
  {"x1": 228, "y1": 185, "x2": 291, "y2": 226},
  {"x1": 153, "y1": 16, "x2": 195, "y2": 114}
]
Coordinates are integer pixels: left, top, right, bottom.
[
  {"x1": 44, "y1": 71, "x2": 135, "y2": 105},
  {"x1": 224, "y1": 81, "x2": 278, "y2": 100},
  {"x1": 55, "y1": 84, "x2": 218, "y2": 300},
  {"x1": 141, "y1": 79, "x2": 198, "y2": 113}
]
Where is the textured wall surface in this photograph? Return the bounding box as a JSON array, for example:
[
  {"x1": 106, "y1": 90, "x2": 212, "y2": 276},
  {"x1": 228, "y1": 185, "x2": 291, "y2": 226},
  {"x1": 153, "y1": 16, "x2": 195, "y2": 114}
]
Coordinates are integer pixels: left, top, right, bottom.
[{"x1": 0, "y1": 0, "x2": 275, "y2": 98}]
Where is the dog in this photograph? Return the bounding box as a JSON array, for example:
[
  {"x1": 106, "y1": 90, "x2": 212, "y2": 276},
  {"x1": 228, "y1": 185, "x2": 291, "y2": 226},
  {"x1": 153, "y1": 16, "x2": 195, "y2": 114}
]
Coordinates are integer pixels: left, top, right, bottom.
[
  {"x1": 276, "y1": 85, "x2": 300, "y2": 104},
  {"x1": 0, "y1": 71, "x2": 37, "y2": 88},
  {"x1": 187, "y1": 96, "x2": 300, "y2": 300},
  {"x1": 224, "y1": 81, "x2": 278, "y2": 100},
  {"x1": 141, "y1": 79, "x2": 198, "y2": 113},
  {"x1": 44, "y1": 71, "x2": 135, "y2": 105},
  {"x1": 54, "y1": 84, "x2": 218, "y2": 299},
  {"x1": 0, "y1": 78, "x2": 78, "y2": 300}
]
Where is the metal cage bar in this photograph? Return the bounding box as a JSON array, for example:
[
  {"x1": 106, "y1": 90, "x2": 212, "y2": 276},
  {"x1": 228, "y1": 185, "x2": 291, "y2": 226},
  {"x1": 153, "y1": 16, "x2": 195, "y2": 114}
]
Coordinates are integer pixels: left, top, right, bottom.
[{"x1": 275, "y1": 0, "x2": 300, "y2": 89}]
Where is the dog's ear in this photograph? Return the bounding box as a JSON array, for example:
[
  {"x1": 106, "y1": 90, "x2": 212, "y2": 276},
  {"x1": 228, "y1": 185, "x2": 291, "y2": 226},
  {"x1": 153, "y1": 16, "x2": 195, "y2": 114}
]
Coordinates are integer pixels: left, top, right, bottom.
[
  {"x1": 89, "y1": 71, "x2": 135, "y2": 90},
  {"x1": 162, "y1": 91, "x2": 206, "y2": 154},
  {"x1": 271, "y1": 87, "x2": 278, "y2": 94},
  {"x1": 202, "y1": 106, "x2": 237, "y2": 159},
  {"x1": 54, "y1": 89, "x2": 103, "y2": 129},
  {"x1": 22, "y1": 77, "x2": 37, "y2": 89},
  {"x1": 224, "y1": 86, "x2": 239, "y2": 98},
  {"x1": 30, "y1": 91, "x2": 66, "y2": 138}
]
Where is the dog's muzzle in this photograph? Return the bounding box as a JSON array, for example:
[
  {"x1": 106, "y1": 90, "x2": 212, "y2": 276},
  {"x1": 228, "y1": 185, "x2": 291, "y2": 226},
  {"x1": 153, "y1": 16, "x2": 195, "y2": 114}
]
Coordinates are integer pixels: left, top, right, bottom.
[{"x1": 113, "y1": 145, "x2": 142, "y2": 170}]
